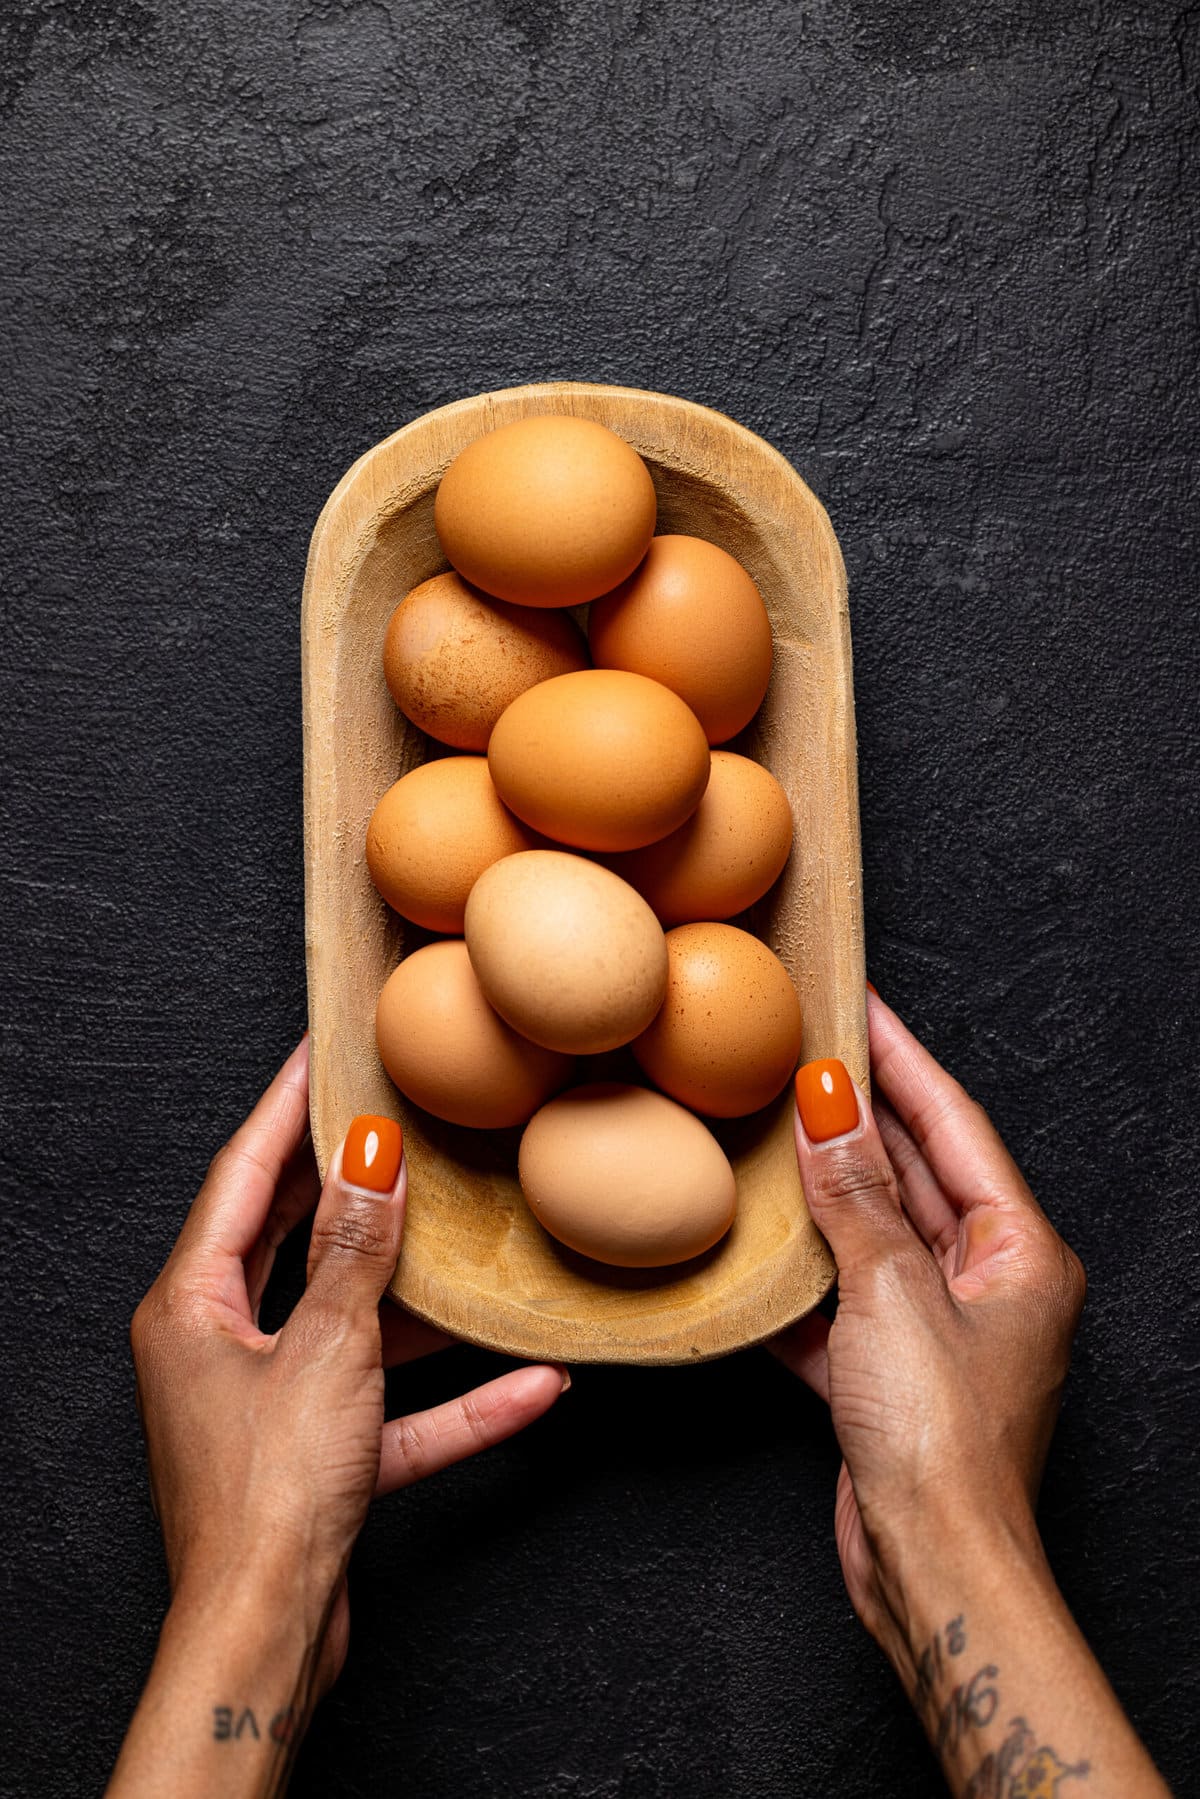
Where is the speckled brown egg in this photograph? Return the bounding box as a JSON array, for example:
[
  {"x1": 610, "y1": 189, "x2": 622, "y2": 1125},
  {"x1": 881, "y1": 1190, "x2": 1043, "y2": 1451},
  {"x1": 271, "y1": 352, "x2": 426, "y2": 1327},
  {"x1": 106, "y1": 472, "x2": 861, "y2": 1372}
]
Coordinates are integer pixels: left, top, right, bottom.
[
  {"x1": 632, "y1": 923, "x2": 802, "y2": 1117},
  {"x1": 605, "y1": 751, "x2": 793, "y2": 925},
  {"x1": 376, "y1": 939, "x2": 573, "y2": 1128},
  {"x1": 464, "y1": 850, "x2": 667, "y2": 1055},
  {"x1": 488, "y1": 669, "x2": 710, "y2": 852},
  {"x1": 434, "y1": 415, "x2": 657, "y2": 607},
  {"x1": 382, "y1": 571, "x2": 589, "y2": 750},
  {"x1": 518, "y1": 1082, "x2": 736, "y2": 1267},
  {"x1": 366, "y1": 757, "x2": 540, "y2": 933},
  {"x1": 589, "y1": 535, "x2": 773, "y2": 744}
]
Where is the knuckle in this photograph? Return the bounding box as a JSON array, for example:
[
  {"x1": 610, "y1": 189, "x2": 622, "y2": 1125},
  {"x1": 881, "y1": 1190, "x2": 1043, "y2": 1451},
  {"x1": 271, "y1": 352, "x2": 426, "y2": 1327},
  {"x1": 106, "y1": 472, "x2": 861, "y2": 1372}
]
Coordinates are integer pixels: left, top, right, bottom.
[
  {"x1": 457, "y1": 1389, "x2": 491, "y2": 1448},
  {"x1": 814, "y1": 1148, "x2": 899, "y2": 1210},
  {"x1": 206, "y1": 1141, "x2": 235, "y2": 1184},
  {"x1": 129, "y1": 1297, "x2": 155, "y2": 1362},
  {"x1": 1027, "y1": 1222, "x2": 1087, "y2": 1311},
  {"x1": 129, "y1": 1275, "x2": 206, "y2": 1364},
  {"x1": 310, "y1": 1195, "x2": 396, "y2": 1265},
  {"x1": 209, "y1": 1137, "x2": 272, "y2": 1189},
  {"x1": 393, "y1": 1414, "x2": 431, "y2": 1482},
  {"x1": 1060, "y1": 1241, "x2": 1087, "y2": 1313}
]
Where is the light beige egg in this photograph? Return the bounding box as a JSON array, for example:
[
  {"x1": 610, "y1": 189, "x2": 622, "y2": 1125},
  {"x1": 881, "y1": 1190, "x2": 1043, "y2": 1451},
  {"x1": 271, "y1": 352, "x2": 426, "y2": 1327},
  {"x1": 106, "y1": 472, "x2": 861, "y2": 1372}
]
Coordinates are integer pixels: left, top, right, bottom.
[
  {"x1": 488, "y1": 668, "x2": 710, "y2": 852},
  {"x1": 382, "y1": 572, "x2": 589, "y2": 750},
  {"x1": 464, "y1": 850, "x2": 667, "y2": 1055},
  {"x1": 376, "y1": 940, "x2": 573, "y2": 1129},
  {"x1": 605, "y1": 751, "x2": 793, "y2": 925},
  {"x1": 434, "y1": 414, "x2": 657, "y2": 607},
  {"x1": 632, "y1": 923, "x2": 803, "y2": 1117},
  {"x1": 518, "y1": 1082, "x2": 736, "y2": 1267},
  {"x1": 365, "y1": 757, "x2": 540, "y2": 933}
]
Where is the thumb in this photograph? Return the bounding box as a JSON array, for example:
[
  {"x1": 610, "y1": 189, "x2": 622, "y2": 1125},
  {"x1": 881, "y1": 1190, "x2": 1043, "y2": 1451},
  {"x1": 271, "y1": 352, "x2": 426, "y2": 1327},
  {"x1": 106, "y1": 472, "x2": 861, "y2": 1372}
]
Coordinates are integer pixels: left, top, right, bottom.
[
  {"x1": 794, "y1": 1059, "x2": 917, "y2": 1274},
  {"x1": 304, "y1": 1114, "x2": 407, "y2": 1314}
]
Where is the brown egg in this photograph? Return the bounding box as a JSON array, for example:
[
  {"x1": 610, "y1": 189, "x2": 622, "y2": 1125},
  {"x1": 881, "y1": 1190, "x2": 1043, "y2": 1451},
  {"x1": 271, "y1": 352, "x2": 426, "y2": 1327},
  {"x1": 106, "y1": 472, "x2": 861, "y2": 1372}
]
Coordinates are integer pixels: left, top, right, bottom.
[
  {"x1": 464, "y1": 850, "x2": 667, "y2": 1055},
  {"x1": 376, "y1": 940, "x2": 572, "y2": 1128},
  {"x1": 589, "y1": 535, "x2": 773, "y2": 744},
  {"x1": 519, "y1": 1083, "x2": 736, "y2": 1267},
  {"x1": 366, "y1": 757, "x2": 540, "y2": 933},
  {"x1": 488, "y1": 669, "x2": 710, "y2": 852},
  {"x1": 632, "y1": 923, "x2": 802, "y2": 1117},
  {"x1": 382, "y1": 571, "x2": 589, "y2": 750},
  {"x1": 606, "y1": 751, "x2": 793, "y2": 925},
  {"x1": 434, "y1": 415, "x2": 656, "y2": 607}
]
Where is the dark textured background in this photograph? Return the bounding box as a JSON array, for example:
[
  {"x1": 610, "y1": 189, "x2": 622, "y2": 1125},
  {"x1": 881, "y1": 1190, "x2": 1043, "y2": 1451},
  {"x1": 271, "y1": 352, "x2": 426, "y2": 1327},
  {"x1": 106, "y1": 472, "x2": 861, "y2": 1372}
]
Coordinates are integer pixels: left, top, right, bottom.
[{"x1": 2, "y1": 2, "x2": 1197, "y2": 1794}]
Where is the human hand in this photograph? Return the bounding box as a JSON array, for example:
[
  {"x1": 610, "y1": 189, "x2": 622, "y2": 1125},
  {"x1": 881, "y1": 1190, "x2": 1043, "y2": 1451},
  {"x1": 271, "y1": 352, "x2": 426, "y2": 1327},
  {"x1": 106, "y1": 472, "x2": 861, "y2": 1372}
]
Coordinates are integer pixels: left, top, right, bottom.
[
  {"x1": 773, "y1": 990, "x2": 1086, "y2": 1665},
  {"x1": 127, "y1": 1037, "x2": 565, "y2": 1726}
]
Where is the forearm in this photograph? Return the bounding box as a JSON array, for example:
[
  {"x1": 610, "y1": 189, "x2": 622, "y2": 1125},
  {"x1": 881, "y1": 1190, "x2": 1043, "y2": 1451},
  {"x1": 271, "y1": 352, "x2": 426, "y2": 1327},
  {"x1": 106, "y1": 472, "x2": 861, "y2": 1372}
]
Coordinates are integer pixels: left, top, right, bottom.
[
  {"x1": 876, "y1": 1512, "x2": 1169, "y2": 1799},
  {"x1": 107, "y1": 1569, "x2": 328, "y2": 1799}
]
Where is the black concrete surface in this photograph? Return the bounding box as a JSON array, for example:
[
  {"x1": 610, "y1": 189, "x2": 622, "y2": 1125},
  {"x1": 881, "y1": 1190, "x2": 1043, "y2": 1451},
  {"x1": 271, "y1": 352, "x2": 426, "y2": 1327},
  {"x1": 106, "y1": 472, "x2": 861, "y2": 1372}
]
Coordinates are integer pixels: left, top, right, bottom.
[{"x1": 2, "y1": 2, "x2": 1197, "y2": 1794}]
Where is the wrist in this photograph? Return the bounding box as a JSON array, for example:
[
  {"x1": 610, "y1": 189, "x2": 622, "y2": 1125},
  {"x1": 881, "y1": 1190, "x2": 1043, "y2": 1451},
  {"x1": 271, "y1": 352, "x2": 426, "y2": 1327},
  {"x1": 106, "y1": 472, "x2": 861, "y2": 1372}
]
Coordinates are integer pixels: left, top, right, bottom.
[
  {"x1": 109, "y1": 1560, "x2": 330, "y2": 1798},
  {"x1": 163, "y1": 1557, "x2": 330, "y2": 1707},
  {"x1": 170, "y1": 1536, "x2": 338, "y2": 1648},
  {"x1": 871, "y1": 1499, "x2": 1051, "y2": 1692}
]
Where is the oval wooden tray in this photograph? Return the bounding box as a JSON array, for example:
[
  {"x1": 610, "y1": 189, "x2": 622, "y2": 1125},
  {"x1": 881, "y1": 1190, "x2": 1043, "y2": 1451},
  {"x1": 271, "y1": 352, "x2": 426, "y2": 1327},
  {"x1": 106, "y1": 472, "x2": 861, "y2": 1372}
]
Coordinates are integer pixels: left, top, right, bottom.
[{"x1": 302, "y1": 382, "x2": 865, "y2": 1365}]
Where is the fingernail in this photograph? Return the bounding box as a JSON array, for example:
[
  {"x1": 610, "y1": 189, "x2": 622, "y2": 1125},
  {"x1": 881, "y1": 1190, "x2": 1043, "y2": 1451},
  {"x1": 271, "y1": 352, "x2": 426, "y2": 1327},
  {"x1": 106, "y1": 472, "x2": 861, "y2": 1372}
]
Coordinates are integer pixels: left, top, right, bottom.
[
  {"x1": 343, "y1": 1115, "x2": 403, "y2": 1191},
  {"x1": 865, "y1": 980, "x2": 878, "y2": 997},
  {"x1": 795, "y1": 1060, "x2": 859, "y2": 1144},
  {"x1": 559, "y1": 1368, "x2": 572, "y2": 1393}
]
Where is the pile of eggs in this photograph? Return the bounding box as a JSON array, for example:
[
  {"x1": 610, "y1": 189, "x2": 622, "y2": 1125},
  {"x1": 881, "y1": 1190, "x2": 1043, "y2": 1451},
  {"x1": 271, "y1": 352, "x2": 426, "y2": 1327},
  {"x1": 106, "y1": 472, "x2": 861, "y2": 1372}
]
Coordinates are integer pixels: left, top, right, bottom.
[{"x1": 366, "y1": 414, "x2": 802, "y2": 1270}]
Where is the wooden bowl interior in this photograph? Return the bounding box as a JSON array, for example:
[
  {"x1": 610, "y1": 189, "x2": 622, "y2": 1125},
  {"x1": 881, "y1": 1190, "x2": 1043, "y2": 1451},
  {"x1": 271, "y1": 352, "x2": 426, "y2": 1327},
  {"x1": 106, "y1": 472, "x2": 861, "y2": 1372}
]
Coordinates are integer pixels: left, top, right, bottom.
[{"x1": 305, "y1": 385, "x2": 863, "y2": 1363}]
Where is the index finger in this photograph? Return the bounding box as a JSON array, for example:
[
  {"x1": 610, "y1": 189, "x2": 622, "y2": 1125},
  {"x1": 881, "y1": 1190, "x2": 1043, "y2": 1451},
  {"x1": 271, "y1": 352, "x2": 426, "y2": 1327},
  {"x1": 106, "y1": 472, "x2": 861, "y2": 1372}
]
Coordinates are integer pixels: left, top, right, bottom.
[
  {"x1": 868, "y1": 994, "x2": 1048, "y2": 1225},
  {"x1": 176, "y1": 1036, "x2": 312, "y2": 1263}
]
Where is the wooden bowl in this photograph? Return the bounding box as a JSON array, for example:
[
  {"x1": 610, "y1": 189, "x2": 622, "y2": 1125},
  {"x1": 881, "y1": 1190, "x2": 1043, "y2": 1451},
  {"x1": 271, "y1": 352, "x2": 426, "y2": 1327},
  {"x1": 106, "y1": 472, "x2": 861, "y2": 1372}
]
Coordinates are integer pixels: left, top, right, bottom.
[{"x1": 302, "y1": 382, "x2": 865, "y2": 1365}]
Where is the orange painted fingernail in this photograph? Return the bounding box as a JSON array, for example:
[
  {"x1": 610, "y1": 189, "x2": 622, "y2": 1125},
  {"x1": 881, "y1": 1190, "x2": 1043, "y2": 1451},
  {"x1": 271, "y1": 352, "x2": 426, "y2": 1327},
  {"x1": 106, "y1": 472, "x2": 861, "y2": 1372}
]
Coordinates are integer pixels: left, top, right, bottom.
[
  {"x1": 866, "y1": 980, "x2": 878, "y2": 996},
  {"x1": 795, "y1": 1060, "x2": 860, "y2": 1143},
  {"x1": 343, "y1": 1115, "x2": 403, "y2": 1191}
]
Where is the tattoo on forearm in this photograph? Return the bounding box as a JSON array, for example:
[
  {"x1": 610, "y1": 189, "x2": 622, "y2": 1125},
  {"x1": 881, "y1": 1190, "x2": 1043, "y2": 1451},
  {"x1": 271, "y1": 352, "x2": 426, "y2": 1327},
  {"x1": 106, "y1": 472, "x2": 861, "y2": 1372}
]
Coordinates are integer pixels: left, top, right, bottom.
[
  {"x1": 963, "y1": 1715, "x2": 1091, "y2": 1799},
  {"x1": 909, "y1": 1618, "x2": 1090, "y2": 1798},
  {"x1": 913, "y1": 1612, "x2": 968, "y2": 1716},
  {"x1": 212, "y1": 1705, "x2": 298, "y2": 1745},
  {"x1": 936, "y1": 1665, "x2": 1000, "y2": 1755}
]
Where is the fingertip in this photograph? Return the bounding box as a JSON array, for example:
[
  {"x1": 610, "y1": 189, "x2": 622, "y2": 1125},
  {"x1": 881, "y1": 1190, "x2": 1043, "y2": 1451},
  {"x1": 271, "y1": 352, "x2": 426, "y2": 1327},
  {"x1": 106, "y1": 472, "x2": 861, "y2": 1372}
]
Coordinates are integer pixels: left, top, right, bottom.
[
  {"x1": 483, "y1": 1363, "x2": 570, "y2": 1429},
  {"x1": 342, "y1": 1114, "x2": 404, "y2": 1193},
  {"x1": 303, "y1": 1122, "x2": 408, "y2": 1305},
  {"x1": 510, "y1": 1362, "x2": 570, "y2": 1406},
  {"x1": 795, "y1": 1059, "x2": 862, "y2": 1146}
]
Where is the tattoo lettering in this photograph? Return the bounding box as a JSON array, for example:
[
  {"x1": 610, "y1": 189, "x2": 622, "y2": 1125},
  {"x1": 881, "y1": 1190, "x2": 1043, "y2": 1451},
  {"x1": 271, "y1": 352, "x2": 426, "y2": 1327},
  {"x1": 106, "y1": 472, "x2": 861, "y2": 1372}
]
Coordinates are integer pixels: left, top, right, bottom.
[
  {"x1": 965, "y1": 1718, "x2": 1036, "y2": 1797},
  {"x1": 935, "y1": 1664, "x2": 1000, "y2": 1755},
  {"x1": 212, "y1": 1705, "x2": 288, "y2": 1743},
  {"x1": 913, "y1": 1614, "x2": 969, "y2": 1716},
  {"x1": 914, "y1": 1614, "x2": 1091, "y2": 1797},
  {"x1": 963, "y1": 1713, "x2": 1091, "y2": 1797}
]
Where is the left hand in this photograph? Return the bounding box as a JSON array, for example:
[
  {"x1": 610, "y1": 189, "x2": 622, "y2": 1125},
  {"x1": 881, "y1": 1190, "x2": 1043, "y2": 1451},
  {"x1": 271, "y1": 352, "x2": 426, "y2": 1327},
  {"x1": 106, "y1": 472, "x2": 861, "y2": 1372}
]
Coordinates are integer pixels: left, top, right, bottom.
[{"x1": 130, "y1": 1036, "x2": 565, "y2": 1703}]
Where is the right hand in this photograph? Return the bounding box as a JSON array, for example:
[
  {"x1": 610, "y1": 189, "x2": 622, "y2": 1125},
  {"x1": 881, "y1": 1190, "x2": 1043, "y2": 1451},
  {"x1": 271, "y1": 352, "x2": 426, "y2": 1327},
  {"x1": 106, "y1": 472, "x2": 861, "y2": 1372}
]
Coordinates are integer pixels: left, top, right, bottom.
[
  {"x1": 773, "y1": 991, "x2": 1087, "y2": 1666},
  {"x1": 130, "y1": 1039, "x2": 565, "y2": 1699}
]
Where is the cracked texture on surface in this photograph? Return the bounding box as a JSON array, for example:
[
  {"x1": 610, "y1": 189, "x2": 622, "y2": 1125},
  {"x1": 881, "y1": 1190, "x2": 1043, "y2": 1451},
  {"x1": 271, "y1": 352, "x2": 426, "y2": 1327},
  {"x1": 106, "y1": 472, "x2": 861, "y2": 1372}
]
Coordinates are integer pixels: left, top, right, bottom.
[{"x1": 1, "y1": 1, "x2": 1197, "y2": 1794}]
